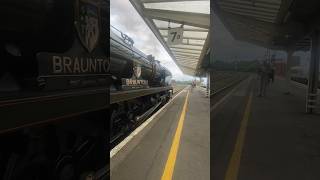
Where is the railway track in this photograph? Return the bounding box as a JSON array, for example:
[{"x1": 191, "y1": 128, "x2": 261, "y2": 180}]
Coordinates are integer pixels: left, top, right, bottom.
[
  {"x1": 110, "y1": 85, "x2": 186, "y2": 148},
  {"x1": 211, "y1": 71, "x2": 249, "y2": 97},
  {"x1": 107, "y1": 85, "x2": 187, "y2": 178}
]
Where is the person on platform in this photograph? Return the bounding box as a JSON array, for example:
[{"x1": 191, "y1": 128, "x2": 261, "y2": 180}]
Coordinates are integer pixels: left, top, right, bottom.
[
  {"x1": 190, "y1": 80, "x2": 196, "y2": 92},
  {"x1": 269, "y1": 66, "x2": 275, "y2": 83},
  {"x1": 257, "y1": 61, "x2": 271, "y2": 97}
]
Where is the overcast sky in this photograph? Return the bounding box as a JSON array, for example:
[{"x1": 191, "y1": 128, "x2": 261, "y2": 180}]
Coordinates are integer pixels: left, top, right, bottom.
[{"x1": 110, "y1": 0, "x2": 194, "y2": 81}]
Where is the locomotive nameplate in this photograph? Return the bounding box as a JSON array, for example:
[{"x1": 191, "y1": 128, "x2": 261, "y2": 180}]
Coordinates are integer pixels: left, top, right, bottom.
[
  {"x1": 37, "y1": 53, "x2": 110, "y2": 76},
  {"x1": 121, "y1": 78, "x2": 148, "y2": 90},
  {"x1": 36, "y1": 52, "x2": 110, "y2": 90}
]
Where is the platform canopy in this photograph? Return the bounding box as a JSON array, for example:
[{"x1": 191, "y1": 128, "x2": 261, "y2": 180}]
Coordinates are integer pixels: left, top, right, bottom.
[
  {"x1": 129, "y1": 0, "x2": 210, "y2": 76},
  {"x1": 211, "y1": 0, "x2": 320, "y2": 51}
]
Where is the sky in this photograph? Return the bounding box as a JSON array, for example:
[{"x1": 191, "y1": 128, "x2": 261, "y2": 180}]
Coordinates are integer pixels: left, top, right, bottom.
[{"x1": 110, "y1": 0, "x2": 195, "y2": 81}]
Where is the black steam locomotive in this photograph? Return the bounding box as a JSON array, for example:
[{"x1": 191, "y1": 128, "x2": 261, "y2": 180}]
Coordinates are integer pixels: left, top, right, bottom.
[
  {"x1": 0, "y1": 0, "x2": 172, "y2": 179},
  {"x1": 0, "y1": 1, "x2": 109, "y2": 179},
  {"x1": 109, "y1": 26, "x2": 172, "y2": 146}
]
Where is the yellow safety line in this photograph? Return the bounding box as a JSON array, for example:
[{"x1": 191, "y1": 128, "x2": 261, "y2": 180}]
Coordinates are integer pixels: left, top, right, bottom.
[
  {"x1": 225, "y1": 92, "x2": 253, "y2": 180},
  {"x1": 161, "y1": 90, "x2": 190, "y2": 180}
]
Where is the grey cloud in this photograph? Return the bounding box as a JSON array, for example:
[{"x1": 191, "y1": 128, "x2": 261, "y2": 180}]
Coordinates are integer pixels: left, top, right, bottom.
[{"x1": 110, "y1": 0, "x2": 192, "y2": 80}]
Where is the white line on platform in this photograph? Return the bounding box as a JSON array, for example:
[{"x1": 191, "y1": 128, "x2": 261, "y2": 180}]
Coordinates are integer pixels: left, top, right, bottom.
[{"x1": 110, "y1": 86, "x2": 189, "y2": 158}]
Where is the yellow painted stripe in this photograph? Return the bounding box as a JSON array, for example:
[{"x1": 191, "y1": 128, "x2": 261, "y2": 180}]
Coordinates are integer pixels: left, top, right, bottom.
[
  {"x1": 161, "y1": 90, "x2": 190, "y2": 180},
  {"x1": 225, "y1": 92, "x2": 253, "y2": 180}
]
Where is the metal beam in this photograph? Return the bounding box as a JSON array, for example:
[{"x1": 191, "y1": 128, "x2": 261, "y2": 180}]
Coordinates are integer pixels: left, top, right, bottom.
[
  {"x1": 176, "y1": 57, "x2": 196, "y2": 60},
  {"x1": 175, "y1": 54, "x2": 199, "y2": 58},
  {"x1": 222, "y1": 9, "x2": 276, "y2": 22},
  {"x1": 176, "y1": 58, "x2": 197, "y2": 62},
  {"x1": 163, "y1": 35, "x2": 206, "y2": 41},
  {"x1": 181, "y1": 42, "x2": 204, "y2": 46},
  {"x1": 219, "y1": 0, "x2": 281, "y2": 10},
  {"x1": 222, "y1": 11, "x2": 276, "y2": 23},
  {"x1": 177, "y1": 57, "x2": 197, "y2": 61},
  {"x1": 173, "y1": 51, "x2": 200, "y2": 56},
  {"x1": 219, "y1": 3, "x2": 278, "y2": 14},
  {"x1": 171, "y1": 49, "x2": 202, "y2": 54},
  {"x1": 170, "y1": 46, "x2": 202, "y2": 51},
  {"x1": 178, "y1": 61, "x2": 198, "y2": 66},
  {"x1": 144, "y1": 8, "x2": 210, "y2": 29},
  {"x1": 142, "y1": 0, "x2": 207, "y2": 2},
  {"x1": 158, "y1": 27, "x2": 208, "y2": 32},
  {"x1": 220, "y1": 0, "x2": 281, "y2": 6},
  {"x1": 221, "y1": 6, "x2": 277, "y2": 18},
  {"x1": 177, "y1": 58, "x2": 197, "y2": 63}
]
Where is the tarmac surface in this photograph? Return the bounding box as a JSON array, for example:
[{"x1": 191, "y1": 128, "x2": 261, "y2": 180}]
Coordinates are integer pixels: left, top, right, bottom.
[
  {"x1": 111, "y1": 87, "x2": 210, "y2": 180},
  {"x1": 212, "y1": 75, "x2": 320, "y2": 180}
]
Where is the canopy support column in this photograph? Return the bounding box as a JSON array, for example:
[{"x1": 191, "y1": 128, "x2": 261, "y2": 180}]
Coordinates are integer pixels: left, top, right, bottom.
[
  {"x1": 284, "y1": 49, "x2": 294, "y2": 94},
  {"x1": 306, "y1": 30, "x2": 320, "y2": 113},
  {"x1": 206, "y1": 71, "x2": 210, "y2": 97}
]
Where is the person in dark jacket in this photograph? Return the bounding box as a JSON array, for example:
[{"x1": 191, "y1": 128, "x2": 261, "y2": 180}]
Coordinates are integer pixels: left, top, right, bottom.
[
  {"x1": 269, "y1": 67, "x2": 275, "y2": 83},
  {"x1": 258, "y1": 61, "x2": 271, "y2": 97}
]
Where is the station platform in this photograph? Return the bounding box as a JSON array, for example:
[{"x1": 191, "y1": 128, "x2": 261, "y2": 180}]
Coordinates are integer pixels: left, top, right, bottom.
[
  {"x1": 212, "y1": 75, "x2": 320, "y2": 180},
  {"x1": 110, "y1": 86, "x2": 210, "y2": 180}
]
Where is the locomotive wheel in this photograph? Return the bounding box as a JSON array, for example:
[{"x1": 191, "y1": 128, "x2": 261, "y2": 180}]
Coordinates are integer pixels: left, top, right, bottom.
[{"x1": 1, "y1": 111, "x2": 107, "y2": 180}]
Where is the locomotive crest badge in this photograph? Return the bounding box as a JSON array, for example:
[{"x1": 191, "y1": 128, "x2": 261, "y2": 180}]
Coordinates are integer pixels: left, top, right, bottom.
[
  {"x1": 133, "y1": 63, "x2": 141, "y2": 79},
  {"x1": 75, "y1": 0, "x2": 100, "y2": 53},
  {"x1": 121, "y1": 62, "x2": 148, "y2": 90}
]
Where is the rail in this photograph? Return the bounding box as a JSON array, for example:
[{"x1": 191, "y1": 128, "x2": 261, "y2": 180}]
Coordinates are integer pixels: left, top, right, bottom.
[{"x1": 211, "y1": 71, "x2": 249, "y2": 97}]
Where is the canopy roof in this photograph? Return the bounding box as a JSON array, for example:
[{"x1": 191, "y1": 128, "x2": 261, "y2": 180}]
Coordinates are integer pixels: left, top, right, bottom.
[
  {"x1": 129, "y1": 0, "x2": 210, "y2": 76},
  {"x1": 212, "y1": 0, "x2": 320, "y2": 51}
]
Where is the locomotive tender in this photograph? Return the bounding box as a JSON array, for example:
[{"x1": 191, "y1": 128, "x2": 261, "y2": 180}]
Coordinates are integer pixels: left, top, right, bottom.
[{"x1": 0, "y1": 0, "x2": 172, "y2": 179}]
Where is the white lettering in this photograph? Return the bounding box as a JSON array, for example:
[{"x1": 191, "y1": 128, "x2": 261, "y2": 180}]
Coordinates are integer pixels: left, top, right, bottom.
[
  {"x1": 63, "y1": 56, "x2": 72, "y2": 73},
  {"x1": 53, "y1": 56, "x2": 62, "y2": 73},
  {"x1": 80, "y1": 58, "x2": 89, "y2": 72},
  {"x1": 97, "y1": 59, "x2": 103, "y2": 72},
  {"x1": 73, "y1": 58, "x2": 80, "y2": 73},
  {"x1": 50, "y1": 55, "x2": 109, "y2": 74},
  {"x1": 89, "y1": 58, "x2": 97, "y2": 72}
]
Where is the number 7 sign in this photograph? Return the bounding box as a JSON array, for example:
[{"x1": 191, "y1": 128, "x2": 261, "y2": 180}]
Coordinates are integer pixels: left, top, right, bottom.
[{"x1": 167, "y1": 27, "x2": 184, "y2": 45}]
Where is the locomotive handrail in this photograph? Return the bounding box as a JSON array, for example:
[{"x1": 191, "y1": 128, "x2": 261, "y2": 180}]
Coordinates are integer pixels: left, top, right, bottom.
[
  {"x1": 110, "y1": 25, "x2": 155, "y2": 64},
  {"x1": 111, "y1": 25, "x2": 134, "y2": 47}
]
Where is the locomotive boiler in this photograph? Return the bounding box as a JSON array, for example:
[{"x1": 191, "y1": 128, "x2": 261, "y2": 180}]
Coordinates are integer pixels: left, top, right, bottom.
[{"x1": 109, "y1": 26, "x2": 173, "y2": 146}]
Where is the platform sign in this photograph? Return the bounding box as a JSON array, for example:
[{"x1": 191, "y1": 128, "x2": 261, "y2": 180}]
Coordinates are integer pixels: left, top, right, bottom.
[{"x1": 167, "y1": 27, "x2": 184, "y2": 45}]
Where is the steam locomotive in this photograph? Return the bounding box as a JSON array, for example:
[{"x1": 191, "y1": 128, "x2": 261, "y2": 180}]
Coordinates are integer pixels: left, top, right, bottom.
[
  {"x1": 0, "y1": 0, "x2": 172, "y2": 179},
  {"x1": 109, "y1": 26, "x2": 172, "y2": 146}
]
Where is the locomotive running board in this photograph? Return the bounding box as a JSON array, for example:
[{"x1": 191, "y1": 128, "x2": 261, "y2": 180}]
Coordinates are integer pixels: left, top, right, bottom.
[
  {"x1": 135, "y1": 101, "x2": 162, "y2": 122},
  {"x1": 0, "y1": 87, "x2": 109, "y2": 134},
  {"x1": 110, "y1": 86, "x2": 173, "y2": 104}
]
